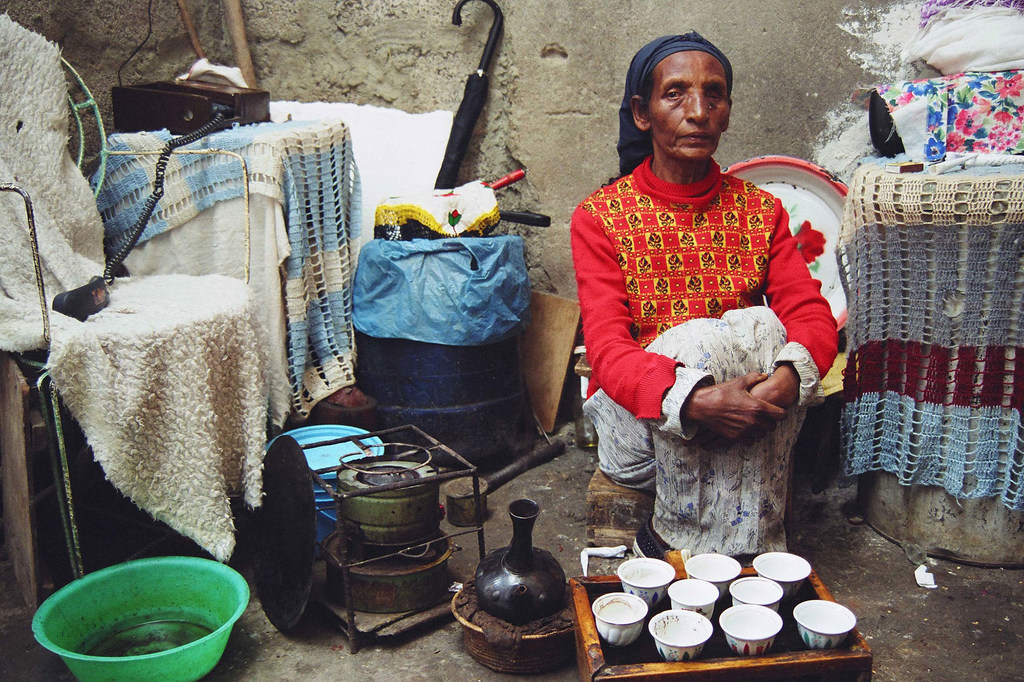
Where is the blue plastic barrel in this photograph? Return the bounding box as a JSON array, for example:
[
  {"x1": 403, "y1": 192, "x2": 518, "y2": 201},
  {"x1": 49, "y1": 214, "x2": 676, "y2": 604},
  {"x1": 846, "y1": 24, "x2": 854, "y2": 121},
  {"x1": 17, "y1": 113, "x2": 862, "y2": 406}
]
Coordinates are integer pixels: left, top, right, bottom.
[{"x1": 354, "y1": 331, "x2": 525, "y2": 465}]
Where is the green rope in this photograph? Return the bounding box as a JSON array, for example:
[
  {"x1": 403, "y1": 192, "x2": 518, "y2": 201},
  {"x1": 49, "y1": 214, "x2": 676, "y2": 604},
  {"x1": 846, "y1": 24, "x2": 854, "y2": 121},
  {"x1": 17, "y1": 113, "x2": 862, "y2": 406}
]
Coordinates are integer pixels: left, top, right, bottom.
[
  {"x1": 36, "y1": 371, "x2": 84, "y2": 580},
  {"x1": 61, "y1": 58, "x2": 108, "y2": 197}
]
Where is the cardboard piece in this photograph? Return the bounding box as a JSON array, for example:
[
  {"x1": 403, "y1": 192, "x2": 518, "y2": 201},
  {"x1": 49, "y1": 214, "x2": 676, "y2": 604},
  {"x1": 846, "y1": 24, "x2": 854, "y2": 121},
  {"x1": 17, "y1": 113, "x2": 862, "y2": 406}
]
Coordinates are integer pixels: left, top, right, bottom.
[{"x1": 519, "y1": 291, "x2": 580, "y2": 433}]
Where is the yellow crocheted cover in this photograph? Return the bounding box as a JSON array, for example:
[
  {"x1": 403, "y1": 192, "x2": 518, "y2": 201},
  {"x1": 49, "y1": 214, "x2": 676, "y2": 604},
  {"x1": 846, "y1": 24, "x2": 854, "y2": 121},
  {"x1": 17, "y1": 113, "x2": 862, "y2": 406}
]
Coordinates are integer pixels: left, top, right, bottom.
[{"x1": 375, "y1": 181, "x2": 500, "y2": 237}]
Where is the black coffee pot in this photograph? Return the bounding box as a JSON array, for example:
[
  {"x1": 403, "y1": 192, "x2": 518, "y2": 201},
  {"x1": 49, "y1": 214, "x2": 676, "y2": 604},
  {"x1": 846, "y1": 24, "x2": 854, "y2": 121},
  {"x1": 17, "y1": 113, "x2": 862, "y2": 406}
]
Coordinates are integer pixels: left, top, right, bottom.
[{"x1": 474, "y1": 498, "x2": 566, "y2": 625}]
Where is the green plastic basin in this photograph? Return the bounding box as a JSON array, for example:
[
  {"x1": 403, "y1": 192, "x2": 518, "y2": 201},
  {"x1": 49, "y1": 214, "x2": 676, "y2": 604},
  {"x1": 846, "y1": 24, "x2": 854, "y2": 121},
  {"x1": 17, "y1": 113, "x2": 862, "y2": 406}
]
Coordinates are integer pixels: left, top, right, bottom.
[{"x1": 32, "y1": 556, "x2": 249, "y2": 682}]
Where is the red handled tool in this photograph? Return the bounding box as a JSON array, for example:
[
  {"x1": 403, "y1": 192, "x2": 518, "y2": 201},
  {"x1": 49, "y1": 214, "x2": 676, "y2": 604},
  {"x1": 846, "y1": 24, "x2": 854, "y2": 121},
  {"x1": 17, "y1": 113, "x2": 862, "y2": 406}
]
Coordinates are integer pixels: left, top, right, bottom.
[{"x1": 486, "y1": 168, "x2": 525, "y2": 190}]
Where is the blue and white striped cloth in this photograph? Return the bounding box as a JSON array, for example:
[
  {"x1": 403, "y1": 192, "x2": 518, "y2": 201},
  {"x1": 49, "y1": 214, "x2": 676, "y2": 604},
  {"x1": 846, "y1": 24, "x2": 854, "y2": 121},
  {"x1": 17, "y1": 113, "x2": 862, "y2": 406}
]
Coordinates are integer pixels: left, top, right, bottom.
[{"x1": 94, "y1": 119, "x2": 360, "y2": 418}]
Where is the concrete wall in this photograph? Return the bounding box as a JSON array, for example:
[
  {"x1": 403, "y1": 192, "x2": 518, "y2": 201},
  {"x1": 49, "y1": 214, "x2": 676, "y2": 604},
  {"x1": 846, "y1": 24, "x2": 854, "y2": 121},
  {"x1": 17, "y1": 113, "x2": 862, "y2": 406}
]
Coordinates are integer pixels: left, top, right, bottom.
[{"x1": 3, "y1": 0, "x2": 928, "y2": 297}]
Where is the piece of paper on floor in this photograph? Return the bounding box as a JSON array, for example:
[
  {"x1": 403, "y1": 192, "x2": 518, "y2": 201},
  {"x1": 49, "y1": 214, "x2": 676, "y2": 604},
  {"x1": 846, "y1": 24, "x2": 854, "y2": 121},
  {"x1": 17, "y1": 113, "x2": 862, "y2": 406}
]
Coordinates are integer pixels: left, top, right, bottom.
[{"x1": 915, "y1": 564, "x2": 938, "y2": 589}]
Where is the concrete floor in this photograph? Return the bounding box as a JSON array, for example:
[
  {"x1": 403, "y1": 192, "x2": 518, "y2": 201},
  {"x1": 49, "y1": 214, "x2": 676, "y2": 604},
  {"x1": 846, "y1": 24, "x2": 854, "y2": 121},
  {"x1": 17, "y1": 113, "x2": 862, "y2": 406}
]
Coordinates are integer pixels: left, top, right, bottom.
[{"x1": 2, "y1": 423, "x2": 1022, "y2": 681}]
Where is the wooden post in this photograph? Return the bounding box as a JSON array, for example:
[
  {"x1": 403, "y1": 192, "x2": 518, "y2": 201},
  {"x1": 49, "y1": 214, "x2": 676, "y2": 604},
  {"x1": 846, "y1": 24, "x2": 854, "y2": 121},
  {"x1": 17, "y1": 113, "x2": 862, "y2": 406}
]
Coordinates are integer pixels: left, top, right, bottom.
[
  {"x1": 222, "y1": 0, "x2": 257, "y2": 88},
  {"x1": 1, "y1": 353, "x2": 44, "y2": 607},
  {"x1": 174, "y1": 0, "x2": 206, "y2": 59}
]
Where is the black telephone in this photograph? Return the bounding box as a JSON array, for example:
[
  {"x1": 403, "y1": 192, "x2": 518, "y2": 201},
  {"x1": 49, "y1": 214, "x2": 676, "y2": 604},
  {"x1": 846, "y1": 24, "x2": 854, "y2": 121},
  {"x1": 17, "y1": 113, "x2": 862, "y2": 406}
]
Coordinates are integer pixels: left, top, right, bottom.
[{"x1": 111, "y1": 80, "x2": 269, "y2": 135}]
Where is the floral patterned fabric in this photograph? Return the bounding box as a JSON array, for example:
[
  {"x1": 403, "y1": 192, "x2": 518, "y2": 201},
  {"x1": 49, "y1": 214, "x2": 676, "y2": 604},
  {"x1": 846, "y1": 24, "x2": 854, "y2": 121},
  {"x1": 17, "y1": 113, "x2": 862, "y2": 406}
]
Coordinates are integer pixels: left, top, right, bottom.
[
  {"x1": 877, "y1": 70, "x2": 1024, "y2": 161},
  {"x1": 919, "y1": 0, "x2": 1024, "y2": 27}
]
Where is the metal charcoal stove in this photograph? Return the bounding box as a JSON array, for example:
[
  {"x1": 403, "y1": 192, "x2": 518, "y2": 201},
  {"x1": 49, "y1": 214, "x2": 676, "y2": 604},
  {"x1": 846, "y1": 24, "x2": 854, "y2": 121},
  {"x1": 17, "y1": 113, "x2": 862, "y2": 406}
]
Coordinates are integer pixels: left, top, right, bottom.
[
  {"x1": 332, "y1": 446, "x2": 443, "y2": 553},
  {"x1": 255, "y1": 424, "x2": 485, "y2": 652}
]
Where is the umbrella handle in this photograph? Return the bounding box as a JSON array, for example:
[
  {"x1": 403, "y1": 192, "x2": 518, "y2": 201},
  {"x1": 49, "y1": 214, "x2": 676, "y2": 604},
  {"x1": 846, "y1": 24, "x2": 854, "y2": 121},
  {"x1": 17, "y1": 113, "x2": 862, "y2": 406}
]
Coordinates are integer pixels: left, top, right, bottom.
[
  {"x1": 452, "y1": 0, "x2": 504, "y2": 74},
  {"x1": 500, "y1": 211, "x2": 551, "y2": 227}
]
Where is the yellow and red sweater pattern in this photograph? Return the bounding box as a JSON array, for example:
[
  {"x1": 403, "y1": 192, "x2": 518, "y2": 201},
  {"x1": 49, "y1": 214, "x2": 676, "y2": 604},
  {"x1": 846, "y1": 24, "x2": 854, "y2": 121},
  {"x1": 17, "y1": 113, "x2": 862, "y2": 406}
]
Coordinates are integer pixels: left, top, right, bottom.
[
  {"x1": 571, "y1": 157, "x2": 837, "y2": 420},
  {"x1": 580, "y1": 173, "x2": 777, "y2": 348}
]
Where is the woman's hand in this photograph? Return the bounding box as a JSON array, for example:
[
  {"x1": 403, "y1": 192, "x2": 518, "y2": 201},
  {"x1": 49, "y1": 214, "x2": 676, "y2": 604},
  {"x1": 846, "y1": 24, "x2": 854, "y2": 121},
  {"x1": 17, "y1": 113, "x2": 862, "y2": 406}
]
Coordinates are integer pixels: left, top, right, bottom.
[
  {"x1": 683, "y1": 371, "x2": 788, "y2": 447},
  {"x1": 749, "y1": 364, "x2": 800, "y2": 410}
]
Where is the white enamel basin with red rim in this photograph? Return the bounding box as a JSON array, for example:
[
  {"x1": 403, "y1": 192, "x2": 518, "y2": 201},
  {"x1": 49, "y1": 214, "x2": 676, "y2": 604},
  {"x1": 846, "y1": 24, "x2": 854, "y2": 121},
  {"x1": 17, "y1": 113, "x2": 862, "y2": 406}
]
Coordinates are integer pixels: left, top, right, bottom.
[{"x1": 726, "y1": 156, "x2": 848, "y2": 330}]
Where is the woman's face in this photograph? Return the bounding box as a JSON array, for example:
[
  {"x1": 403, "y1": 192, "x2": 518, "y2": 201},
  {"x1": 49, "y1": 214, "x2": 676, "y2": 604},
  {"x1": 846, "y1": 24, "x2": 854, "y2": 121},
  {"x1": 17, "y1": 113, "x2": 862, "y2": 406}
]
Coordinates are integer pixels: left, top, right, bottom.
[{"x1": 631, "y1": 50, "x2": 731, "y2": 184}]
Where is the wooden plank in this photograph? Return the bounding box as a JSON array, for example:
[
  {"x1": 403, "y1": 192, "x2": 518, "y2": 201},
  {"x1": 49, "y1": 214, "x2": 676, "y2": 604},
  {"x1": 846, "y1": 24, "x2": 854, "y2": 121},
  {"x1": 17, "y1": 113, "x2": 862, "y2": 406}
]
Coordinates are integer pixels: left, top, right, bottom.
[
  {"x1": 1, "y1": 352, "x2": 40, "y2": 607},
  {"x1": 519, "y1": 291, "x2": 580, "y2": 433},
  {"x1": 572, "y1": 577, "x2": 606, "y2": 682}
]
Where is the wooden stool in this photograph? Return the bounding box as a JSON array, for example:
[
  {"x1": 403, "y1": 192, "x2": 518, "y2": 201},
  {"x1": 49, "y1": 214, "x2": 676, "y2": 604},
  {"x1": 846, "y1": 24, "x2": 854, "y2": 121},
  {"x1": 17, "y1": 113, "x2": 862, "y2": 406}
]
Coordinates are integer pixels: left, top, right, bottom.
[{"x1": 585, "y1": 470, "x2": 653, "y2": 547}]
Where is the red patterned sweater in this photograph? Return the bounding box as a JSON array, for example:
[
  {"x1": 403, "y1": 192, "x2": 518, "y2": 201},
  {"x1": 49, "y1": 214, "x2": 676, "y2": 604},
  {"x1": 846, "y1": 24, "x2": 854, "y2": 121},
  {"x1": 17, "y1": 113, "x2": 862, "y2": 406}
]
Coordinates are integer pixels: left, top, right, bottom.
[{"x1": 571, "y1": 157, "x2": 838, "y2": 419}]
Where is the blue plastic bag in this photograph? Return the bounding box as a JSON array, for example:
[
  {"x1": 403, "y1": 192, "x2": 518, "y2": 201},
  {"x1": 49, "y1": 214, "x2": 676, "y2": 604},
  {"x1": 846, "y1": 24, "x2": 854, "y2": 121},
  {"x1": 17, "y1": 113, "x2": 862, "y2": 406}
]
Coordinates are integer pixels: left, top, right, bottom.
[{"x1": 353, "y1": 236, "x2": 531, "y2": 346}]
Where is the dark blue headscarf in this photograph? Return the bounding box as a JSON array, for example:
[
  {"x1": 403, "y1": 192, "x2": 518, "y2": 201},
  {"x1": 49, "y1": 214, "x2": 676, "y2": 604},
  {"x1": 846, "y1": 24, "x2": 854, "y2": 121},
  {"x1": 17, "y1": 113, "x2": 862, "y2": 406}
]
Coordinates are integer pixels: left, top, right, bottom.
[{"x1": 616, "y1": 32, "x2": 733, "y2": 177}]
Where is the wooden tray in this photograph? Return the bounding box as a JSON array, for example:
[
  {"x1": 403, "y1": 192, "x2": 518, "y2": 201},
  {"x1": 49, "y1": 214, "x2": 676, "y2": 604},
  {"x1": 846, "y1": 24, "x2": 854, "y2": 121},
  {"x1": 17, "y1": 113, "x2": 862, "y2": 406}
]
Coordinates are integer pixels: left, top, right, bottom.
[{"x1": 572, "y1": 567, "x2": 872, "y2": 681}]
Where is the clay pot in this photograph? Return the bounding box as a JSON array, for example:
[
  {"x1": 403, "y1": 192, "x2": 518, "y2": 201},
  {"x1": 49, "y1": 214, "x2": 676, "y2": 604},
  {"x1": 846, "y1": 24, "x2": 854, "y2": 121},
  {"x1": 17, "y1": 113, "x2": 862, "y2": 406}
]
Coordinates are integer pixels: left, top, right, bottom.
[{"x1": 474, "y1": 498, "x2": 566, "y2": 625}]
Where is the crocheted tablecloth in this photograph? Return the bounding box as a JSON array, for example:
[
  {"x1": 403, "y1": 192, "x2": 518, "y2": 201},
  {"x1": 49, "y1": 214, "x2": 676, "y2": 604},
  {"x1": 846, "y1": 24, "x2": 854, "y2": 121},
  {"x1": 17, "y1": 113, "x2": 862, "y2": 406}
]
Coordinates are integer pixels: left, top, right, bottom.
[
  {"x1": 837, "y1": 164, "x2": 1024, "y2": 510},
  {"x1": 95, "y1": 119, "x2": 359, "y2": 418}
]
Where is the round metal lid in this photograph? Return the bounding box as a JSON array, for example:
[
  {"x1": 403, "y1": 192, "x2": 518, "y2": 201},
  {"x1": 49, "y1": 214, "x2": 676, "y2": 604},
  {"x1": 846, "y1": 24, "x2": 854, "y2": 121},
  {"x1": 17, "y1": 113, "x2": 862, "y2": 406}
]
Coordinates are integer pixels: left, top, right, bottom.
[{"x1": 254, "y1": 435, "x2": 315, "y2": 633}]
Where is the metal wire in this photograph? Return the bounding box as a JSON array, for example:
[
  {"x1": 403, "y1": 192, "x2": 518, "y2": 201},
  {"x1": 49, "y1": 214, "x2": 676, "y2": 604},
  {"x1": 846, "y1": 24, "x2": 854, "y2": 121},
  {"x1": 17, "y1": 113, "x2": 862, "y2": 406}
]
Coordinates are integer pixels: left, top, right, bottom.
[
  {"x1": 37, "y1": 371, "x2": 84, "y2": 579},
  {"x1": 0, "y1": 184, "x2": 49, "y2": 346},
  {"x1": 116, "y1": 0, "x2": 154, "y2": 87},
  {"x1": 61, "y1": 58, "x2": 108, "y2": 197}
]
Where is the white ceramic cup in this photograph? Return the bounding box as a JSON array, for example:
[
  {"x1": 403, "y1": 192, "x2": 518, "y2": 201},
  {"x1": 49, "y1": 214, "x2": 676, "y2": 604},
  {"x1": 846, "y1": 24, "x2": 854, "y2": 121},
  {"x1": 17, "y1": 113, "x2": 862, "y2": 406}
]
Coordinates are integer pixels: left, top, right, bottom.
[
  {"x1": 719, "y1": 603, "x2": 783, "y2": 656},
  {"x1": 684, "y1": 553, "x2": 742, "y2": 601},
  {"x1": 793, "y1": 599, "x2": 857, "y2": 649},
  {"x1": 728, "y1": 576, "x2": 784, "y2": 612},
  {"x1": 591, "y1": 591, "x2": 649, "y2": 647},
  {"x1": 752, "y1": 552, "x2": 812, "y2": 601},
  {"x1": 616, "y1": 557, "x2": 676, "y2": 608},
  {"x1": 648, "y1": 609, "x2": 714, "y2": 662},
  {"x1": 667, "y1": 578, "x2": 720, "y2": 619}
]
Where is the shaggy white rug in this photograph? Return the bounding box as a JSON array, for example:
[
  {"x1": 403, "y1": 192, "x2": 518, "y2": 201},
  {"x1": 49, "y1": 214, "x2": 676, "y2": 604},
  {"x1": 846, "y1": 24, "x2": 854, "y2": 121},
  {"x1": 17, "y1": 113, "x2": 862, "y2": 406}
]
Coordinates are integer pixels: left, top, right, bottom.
[{"x1": 0, "y1": 14, "x2": 269, "y2": 561}]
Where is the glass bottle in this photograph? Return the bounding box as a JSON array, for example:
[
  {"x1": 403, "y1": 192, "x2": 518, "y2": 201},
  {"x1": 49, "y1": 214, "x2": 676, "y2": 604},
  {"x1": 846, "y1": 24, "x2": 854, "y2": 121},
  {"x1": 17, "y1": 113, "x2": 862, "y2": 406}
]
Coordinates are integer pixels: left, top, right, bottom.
[{"x1": 573, "y1": 374, "x2": 599, "y2": 449}]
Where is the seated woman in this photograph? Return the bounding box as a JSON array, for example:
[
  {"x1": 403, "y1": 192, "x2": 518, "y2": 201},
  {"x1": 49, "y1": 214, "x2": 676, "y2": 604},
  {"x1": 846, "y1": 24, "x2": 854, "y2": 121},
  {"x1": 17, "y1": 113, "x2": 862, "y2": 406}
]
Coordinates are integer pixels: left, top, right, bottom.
[{"x1": 571, "y1": 33, "x2": 837, "y2": 559}]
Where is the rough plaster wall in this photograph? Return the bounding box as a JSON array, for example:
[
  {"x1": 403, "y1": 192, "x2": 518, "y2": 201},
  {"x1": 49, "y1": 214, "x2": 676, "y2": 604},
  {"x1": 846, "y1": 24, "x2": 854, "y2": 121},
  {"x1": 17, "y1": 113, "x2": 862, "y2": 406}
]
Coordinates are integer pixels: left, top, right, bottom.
[
  {"x1": 3, "y1": 0, "x2": 926, "y2": 298},
  {"x1": 814, "y1": 1, "x2": 935, "y2": 179}
]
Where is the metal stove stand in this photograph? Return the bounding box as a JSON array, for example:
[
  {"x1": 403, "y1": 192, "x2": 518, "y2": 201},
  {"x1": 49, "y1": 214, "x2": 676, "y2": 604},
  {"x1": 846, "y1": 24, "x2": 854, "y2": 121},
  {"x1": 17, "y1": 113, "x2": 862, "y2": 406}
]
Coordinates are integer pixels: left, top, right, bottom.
[{"x1": 309, "y1": 424, "x2": 485, "y2": 652}]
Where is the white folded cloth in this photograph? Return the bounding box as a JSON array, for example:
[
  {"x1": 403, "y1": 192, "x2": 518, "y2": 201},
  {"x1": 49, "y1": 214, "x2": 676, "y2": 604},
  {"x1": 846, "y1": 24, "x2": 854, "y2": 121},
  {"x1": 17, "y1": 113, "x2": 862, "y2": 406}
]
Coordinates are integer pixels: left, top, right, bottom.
[
  {"x1": 903, "y1": 6, "x2": 1024, "y2": 74},
  {"x1": 580, "y1": 545, "x2": 627, "y2": 576}
]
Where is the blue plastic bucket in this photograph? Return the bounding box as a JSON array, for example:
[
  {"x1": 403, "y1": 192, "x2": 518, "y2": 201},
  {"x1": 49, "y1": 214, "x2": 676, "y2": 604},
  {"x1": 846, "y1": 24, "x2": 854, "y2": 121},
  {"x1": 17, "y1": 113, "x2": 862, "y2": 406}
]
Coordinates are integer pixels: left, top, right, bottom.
[
  {"x1": 268, "y1": 424, "x2": 384, "y2": 507},
  {"x1": 268, "y1": 425, "x2": 384, "y2": 555},
  {"x1": 317, "y1": 507, "x2": 338, "y2": 547}
]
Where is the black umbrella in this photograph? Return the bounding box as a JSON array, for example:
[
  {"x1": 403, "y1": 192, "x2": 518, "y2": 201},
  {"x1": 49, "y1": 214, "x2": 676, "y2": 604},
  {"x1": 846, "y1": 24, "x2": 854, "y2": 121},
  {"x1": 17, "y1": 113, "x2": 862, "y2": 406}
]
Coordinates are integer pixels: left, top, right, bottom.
[{"x1": 434, "y1": 0, "x2": 504, "y2": 190}]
